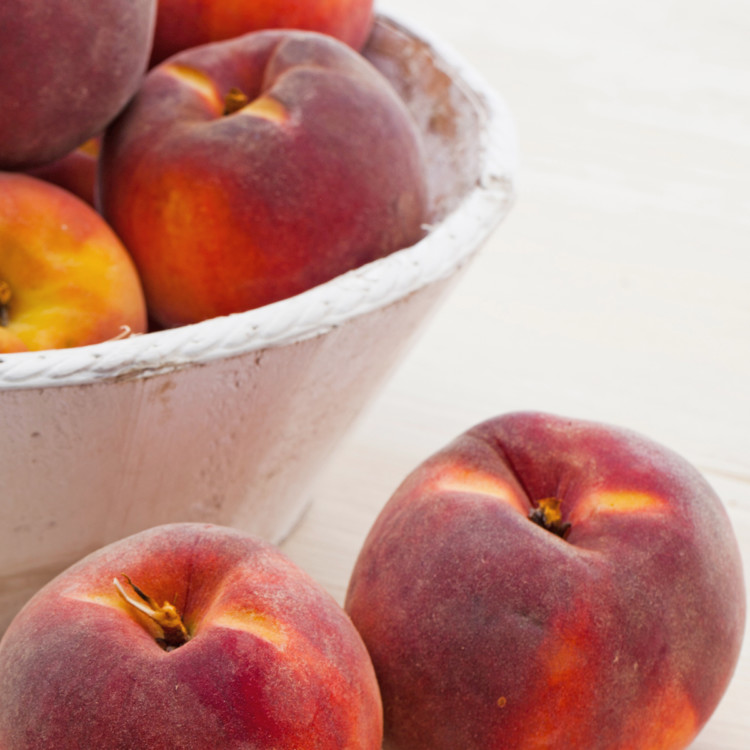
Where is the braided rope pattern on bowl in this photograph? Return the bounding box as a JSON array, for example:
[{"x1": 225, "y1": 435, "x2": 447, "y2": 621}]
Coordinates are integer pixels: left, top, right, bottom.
[{"x1": 0, "y1": 13, "x2": 518, "y2": 390}]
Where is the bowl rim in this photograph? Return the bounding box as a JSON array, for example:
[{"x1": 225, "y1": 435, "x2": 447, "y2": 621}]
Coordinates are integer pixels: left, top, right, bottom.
[{"x1": 0, "y1": 10, "x2": 518, "y2": 391}]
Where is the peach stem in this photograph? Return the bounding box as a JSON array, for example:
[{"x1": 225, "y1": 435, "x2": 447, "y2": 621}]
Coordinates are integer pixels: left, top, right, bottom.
[
  {"x1": 528, "y1": 497, "x2": 572, "y2": 539},
  {"x1": 223, "y1": 87, "x2": 250, "y2": 116},
  {"x1": 114, "y1": 574, "x2": 190, "y2": 650}
]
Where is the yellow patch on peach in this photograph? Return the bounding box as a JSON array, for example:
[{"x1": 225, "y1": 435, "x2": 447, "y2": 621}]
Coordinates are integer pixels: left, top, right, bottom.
[
  {"x1": 426, "y1": 464, "x2": 528, "y2": 513},
  {"x1": 570, "y1": 489, "x2": 666, "y2": 525},
  {"x1": 520, "y1": 608, "x2": 598, "y2": 748},
  {"x1": 0, "y1": 327, "x2": 28, "y2": 352},
  {"x1": 620, "y1": 680, "x2": 698, "y2": 750},
  {"x1": 66, "y1": 589, "x2": 168, "y2": 642},
  {"x1": 208, "y1": 610, "x2": 289, "y2": 648},
  {"x1": 3, "y1": 232, "x2": 134, "y2": 351},
  {"x1": 541, "y1": 635, "x2": 581, "y2": 686},
  {"x1": 78, "y1": 137, "x2": 101, "y2": 158},
  {"x1": 67, "y1": 589, "x2": 123, "y2": 609},
  {"x1": 239, "y1": 95, "x2": 290, "y2": 125},
  {"x1": 161, "y1": 63, "x2": 223, "y2": 111},
  {"x1": 1, "y1": 173, "x2": 146, "y2": 351}
]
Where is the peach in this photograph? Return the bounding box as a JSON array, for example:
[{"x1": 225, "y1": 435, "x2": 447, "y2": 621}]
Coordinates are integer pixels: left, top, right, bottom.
[
  {"x1": 345, "y1": 411, "x2": 746, "y2": 750},
  {"x1": 150, "y1": 0, "x2": 374, "y2": 66},
  {"x1": 0, "y1": 0, "x2": 156, "y2": 170},
  {"x1": 26, "y1": 137, "x2": 101, "y2": 207},
  {"x1": 0, "y1": 172, "x2": 147, "y2": 352},
  {"x1": 98, "y1": 29, "x2": 427, "y2": 328},
  {"x1": 0, "y1": 522, "x2": 383, "y2": 749}
]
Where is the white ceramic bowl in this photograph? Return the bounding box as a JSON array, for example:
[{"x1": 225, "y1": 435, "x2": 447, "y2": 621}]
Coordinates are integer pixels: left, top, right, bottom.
[{"x1": 0, "y1": 12, "x2": 517, "y2": 631}]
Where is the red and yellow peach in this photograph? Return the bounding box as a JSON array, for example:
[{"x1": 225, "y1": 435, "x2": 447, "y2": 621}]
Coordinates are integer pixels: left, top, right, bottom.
[
  {"x1": 0, "y1": 172, "x2": 147, "y2": 352},
  {"x1": 0, "y1": 522, "x2": 383, "y2": 749},
  {"x1": 98, "y1": 29, "x2": 427, "y2": 328},
  {"x1": 346, "y1": 411, "x2": 746, "y2": 750}
]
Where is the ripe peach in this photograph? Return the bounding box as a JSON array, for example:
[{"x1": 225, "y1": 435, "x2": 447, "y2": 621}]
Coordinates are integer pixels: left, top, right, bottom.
[
  {"x1": 150, "y1": 0, "x2": 374, "y2": 66},
  {"x1": 0, "y1": 0, "x2": 156, "y2": 170},
  {"x1": 98, "y1": 29, "x2": 427, "y2": 328},
  {"x1": 0, "y1": 522, "x2": 383, "y2": 749},
  {"x1": 26, "y1": 137, "x2": 101, "y2": 207},
  {"x1": 346, "y1": 411, "x2": 746, "y2": 750},
  {"x1": 0, "y1": 172, "x2": 147, "y2": 352}
]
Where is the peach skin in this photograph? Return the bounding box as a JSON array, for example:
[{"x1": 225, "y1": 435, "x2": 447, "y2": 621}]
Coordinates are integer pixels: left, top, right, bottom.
[
  {"x1": 98, "y1": 29, "x2": 427, "y2": 328},
  {"x1": 150, "y1": 0, "x2": 374, "y2": 65},
  {"x1": 0, "y1": 522, "x2": 383, "y2": 749},
  {"x1": 0, "y1": 172, "x2": 147, "y2": 352},
  {"x1": 346, "y1": 411, "x2": 746, "y2": 750}
]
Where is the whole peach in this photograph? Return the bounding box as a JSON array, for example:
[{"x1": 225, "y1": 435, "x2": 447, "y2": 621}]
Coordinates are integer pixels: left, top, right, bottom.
[
  {"x1": 98, "y1": 30, "x2": 427, "y2": 328},
  {"x1": 0, "y1": 522, "x2": 383, "y2": 749},
  {"x1": 0, "y1": 172, "x2": 147, "y2": 352},
  {"x1": 150, "y1": 0, "x2": 374, "y2": 66},
  {"x1": 346, "y1": 411, "x2": 746, "y2": 750},
  {"x1": 0, "y1": 0, "x2": 156, "y2": 170}
]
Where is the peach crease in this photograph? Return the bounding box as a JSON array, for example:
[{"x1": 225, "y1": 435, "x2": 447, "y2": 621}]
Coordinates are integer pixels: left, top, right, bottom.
[
  {"x1": 160, "y1": 64, "x2": 223, "y2": 110},
  {"x1": 208, "y1": 610, "x2": 289, "y2": 648},
  {"x1": 65, "y1": 588, "x2": 168, "y2": 644},
  {"x1": 426, "y1": 465, "x2": 528, "y2": 514},
  {"x1": 570, "y1": 490, "x2": 667, "y2": 526},
  {"x1": 66, "y1": 588, "x2": 131, "y2": 611},
  {"x1": 235, "y1": 95, "x2": 290, "y2": 124}
]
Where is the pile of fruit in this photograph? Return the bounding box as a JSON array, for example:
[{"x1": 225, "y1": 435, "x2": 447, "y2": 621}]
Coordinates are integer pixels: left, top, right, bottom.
[
  {"x1": 0, "y1": 412, "x2": 744, "y2": 749},
  {"x1": 0, "y1": 0, "x2": 427, "y2": 350},
  {"x1": 0, "y1": 3, "x2": 745, "y2": 750}
]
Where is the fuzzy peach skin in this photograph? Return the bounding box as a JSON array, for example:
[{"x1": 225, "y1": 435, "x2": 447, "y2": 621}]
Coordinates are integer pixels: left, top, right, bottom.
[
  {"x1": 26, "y1": 137, "x2": 101, "y2": 207},
  {"x1": 0, "y1": 0, "x2": 156, "y2": 170},
  {"x1": 0, "y1": 522, "x2": 383, "y2": 749},
  {"x1": 150, "y1": 0, "x2": 374, "y2": 66},
  {"x1": 0, "y1": 173, "x2": 147, "y2": 353},
  {"x1": 345, "y1": 411, "x2": 746, "y2": 750},
  {"x1": 97, "y1": 29, "x2": 427, "y2": 329}
]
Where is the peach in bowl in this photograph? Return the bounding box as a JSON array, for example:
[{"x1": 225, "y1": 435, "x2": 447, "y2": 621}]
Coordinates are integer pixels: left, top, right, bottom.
[{"x1": 0, "y1": 12, "x2": 517, "y2": 632}]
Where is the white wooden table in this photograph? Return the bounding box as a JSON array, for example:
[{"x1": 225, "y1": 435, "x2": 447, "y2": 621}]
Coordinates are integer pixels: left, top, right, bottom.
[{"x1": 281, "y1": 0, "x2": 750, "y2": 746}]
